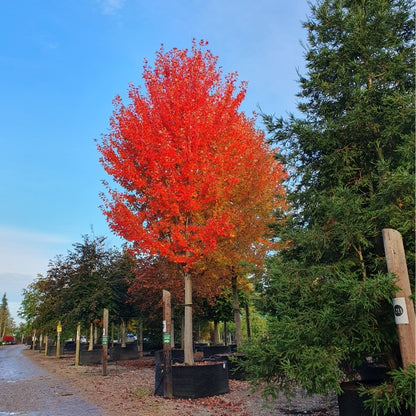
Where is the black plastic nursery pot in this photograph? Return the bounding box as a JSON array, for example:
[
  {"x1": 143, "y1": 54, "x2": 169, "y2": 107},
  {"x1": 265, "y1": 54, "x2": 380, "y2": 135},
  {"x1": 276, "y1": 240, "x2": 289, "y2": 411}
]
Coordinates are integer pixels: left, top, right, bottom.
[
  {"x1": 338, "y1": 382, "x2": 411, "y2": 416},
  {"x1": 155, "y1": 359, "x2": 229, "y2": 399},
  {"x1": 109, "y1": 342, "x2": 139, "y2": 361},
  {"x1": 46, "y1": 344, "x2": 64, "y2": 357},
  {"x1": 79, "y1": 348, "x2": 103, "y2": 365},
  {"x1": 201, "y1": 345, "x2": 232, "y2": 358},
  {"x1": 217, "y1": 353, "x2": 246, "y2": 380},
  {"x1": 63, "y1": 341, "x2": 76, "y2": 352},
  {"x1": 358, "y1": 362, "x2": 389, "y2": 383}
]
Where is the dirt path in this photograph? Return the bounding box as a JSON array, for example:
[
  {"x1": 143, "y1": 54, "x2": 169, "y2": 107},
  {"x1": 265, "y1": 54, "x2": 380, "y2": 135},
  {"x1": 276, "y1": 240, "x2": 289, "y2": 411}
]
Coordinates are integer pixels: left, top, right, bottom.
[
  {"x1": 0, "y1": 344, "x2": 101, "y2": 415},
  {"x1": 16, "y1": 345, "x2": 339, "y2": 416}
]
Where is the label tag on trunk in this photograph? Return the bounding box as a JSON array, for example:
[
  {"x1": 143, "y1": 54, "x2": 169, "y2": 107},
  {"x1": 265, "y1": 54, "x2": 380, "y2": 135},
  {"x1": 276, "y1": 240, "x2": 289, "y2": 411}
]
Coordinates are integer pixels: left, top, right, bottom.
[{"x1": 392, "y1": 297, "x2": 409, "y2": 324}]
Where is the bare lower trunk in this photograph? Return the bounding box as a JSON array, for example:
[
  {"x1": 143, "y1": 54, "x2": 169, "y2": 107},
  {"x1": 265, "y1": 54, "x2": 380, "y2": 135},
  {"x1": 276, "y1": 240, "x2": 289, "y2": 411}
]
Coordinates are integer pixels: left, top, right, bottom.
[
  {"x1": 44, "y1": 335, "x2": 48, "y2": 356},
  {"x1": 232, "y1": 274, "x2": 242, "y2": 347},
  {"x1": 245, "y1": 303, "x2": 251, "y2": 339},
  {"x1": 32, "y1": 329, "x2": 36, "y2": 351},
  {"x1": 111, "y1": 323, "x2": 114, "y2": 347},
  {"x1": 184, "y1": 270, "x2": 194, "y2": 365},
  {"x1": 224, "y1": 321, "x2": 228, "y2": 346},
  {"x1": 121, "y1": 318, "x2": 126, "y2": 348},
  {"x1": 181, "y1": 316, "x2": 184, "y2": 349},
  {"x1": 170, "y1": 318, "x2": 175, "y2": 348},
  {"x1": 89, "y1": 323, "x2": 93, "y2": 351},
  {"x1": 138, "y1": 320, "x2": 143, "y2": 359},
  {"x1": 213, "y1": 321, "x2": 220, "y2": 345}
]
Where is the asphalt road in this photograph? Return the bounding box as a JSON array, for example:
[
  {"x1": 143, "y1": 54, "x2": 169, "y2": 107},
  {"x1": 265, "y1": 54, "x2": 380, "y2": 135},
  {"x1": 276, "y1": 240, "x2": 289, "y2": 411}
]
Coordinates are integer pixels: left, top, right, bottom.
[{"x1": 0, "y1": 344, "x2": 102, "y2": 416}]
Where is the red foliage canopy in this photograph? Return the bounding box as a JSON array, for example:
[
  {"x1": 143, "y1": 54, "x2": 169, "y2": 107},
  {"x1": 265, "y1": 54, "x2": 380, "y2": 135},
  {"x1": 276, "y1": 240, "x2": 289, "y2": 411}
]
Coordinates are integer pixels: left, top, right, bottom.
[{"x1": 98, "y1": 40, "x2": 285, "y2": 274}]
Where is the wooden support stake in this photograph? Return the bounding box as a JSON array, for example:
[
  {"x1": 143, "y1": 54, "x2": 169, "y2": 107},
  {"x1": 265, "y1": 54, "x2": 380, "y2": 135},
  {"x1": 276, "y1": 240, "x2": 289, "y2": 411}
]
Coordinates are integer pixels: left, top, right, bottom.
[
  {"x1": 44, "y1": 335, "x2": 48, "y2": 357},
  {"x1": 88, "y1": 323, "x2": 93, "y2": 351},
  {"x1": 32, "y1": 329, "x2": 36, "y2": 351},
  {"x1": 121, "y1": 318, "x2": 126, "y2": 348},
  {"x1": 75, "y1": 322, "x2": 81, "y2": 367},
  {"x1": 163, "y1": 290, "x2": 173, "y2": 398},
  {"x1": 382, "y1": 229, "x2": 415, "y2": 369},
  {"x1": 102, "y1": 308, "x2": 109, "y2": 376},
  {"x1": 56, "y1": 322, "x2": 61, "y2": 358}
]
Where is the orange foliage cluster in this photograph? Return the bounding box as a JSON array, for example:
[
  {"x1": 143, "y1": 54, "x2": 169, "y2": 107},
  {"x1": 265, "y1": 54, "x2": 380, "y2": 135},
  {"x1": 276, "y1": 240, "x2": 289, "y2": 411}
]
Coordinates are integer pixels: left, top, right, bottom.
[{"x1": 98, "y1": 40, "x2": 286, "y2": 297}]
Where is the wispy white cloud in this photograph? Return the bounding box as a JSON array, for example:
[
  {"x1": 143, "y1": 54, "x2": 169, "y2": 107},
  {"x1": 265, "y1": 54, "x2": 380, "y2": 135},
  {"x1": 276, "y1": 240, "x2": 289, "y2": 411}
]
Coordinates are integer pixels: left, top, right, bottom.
[
  {"x1": 97, "y1": 0, "x2": 125, "y2": 15},
  {"x1": 0, "y1": 225, "x2": 71, "y2": 275},
  {"x1": 43, "y1": 41, "x2": 59, "y2": 50},
  {"x1": 0, "y1": 225, "x2": 69, "y2": 245},
  {"x1": 0, "y1": 226, "x2": 72, "y2": 324},
  {"x1": 0, "y1": 272, "x2": 36, "y2": 324}
]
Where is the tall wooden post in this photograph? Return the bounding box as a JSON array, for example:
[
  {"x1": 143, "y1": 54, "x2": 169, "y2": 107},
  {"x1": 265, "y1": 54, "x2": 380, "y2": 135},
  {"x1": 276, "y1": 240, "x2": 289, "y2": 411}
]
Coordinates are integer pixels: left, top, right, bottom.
[
  {"x1": 75, "y1": 322, "x2": 81, "y2": 367},
  {"x1": 163, "y1": 290, "x2": 173, "y2": 398},
  {"x1": 121, "y1": 318, "x2": 127, "y2": 348},
  {"x1": 56, "y1": 322, "x2": 62, "y2": 358},
  {"x1": 88, "y1": 323, "x2": 94, "y2": 351},
  {"x1": 102, "y1": 308, "x2": 109, "y2": 376},
  {"x1": 382, "y1": 229, "x2": 415, "y2": 369},
  {"x1": 32, "y1": 329, "x2": 36, "y2": 351}
]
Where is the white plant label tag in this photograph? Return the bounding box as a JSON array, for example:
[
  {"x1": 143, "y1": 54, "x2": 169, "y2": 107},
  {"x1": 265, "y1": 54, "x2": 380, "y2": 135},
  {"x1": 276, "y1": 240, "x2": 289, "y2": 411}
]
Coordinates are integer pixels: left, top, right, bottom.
[{"x1": 392, "y1": 297, "x2": 409, "y2": 324}]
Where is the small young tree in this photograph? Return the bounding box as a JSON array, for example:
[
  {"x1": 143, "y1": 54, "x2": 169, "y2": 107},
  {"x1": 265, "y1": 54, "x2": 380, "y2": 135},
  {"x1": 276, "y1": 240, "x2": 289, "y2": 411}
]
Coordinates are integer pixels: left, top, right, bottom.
[
  {"x1": 98, "y1": 40, "x2": 285, "y2": 364},
  {"x1": 0, "y1": 293, "x2": 13, "y2": 338},
  {"x1": 19, "y1": 235, "x2": 136, "y2": 340}
]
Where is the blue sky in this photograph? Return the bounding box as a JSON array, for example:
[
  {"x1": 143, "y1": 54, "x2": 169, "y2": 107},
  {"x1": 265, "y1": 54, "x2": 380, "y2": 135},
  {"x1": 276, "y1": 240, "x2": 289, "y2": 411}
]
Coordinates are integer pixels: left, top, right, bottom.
[{"x1": 0, "y1": 0, "x2": 309, "y2": 323}]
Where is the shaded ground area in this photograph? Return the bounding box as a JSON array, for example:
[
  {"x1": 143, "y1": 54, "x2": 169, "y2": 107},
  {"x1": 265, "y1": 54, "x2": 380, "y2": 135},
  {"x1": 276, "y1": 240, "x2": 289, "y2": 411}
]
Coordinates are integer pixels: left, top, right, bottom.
[
  {"x1": 16, "y1": 345, "x2": 339, "y2": 416},
  {"x1": 0, "y1": 344, "x2": 101, "y2": 416}
]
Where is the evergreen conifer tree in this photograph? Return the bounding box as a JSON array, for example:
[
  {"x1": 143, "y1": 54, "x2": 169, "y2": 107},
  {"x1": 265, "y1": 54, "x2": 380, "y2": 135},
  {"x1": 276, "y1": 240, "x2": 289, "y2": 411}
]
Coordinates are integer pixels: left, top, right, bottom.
[
  {"x1": 241, "y1": 0, "x2": 415, "y2": 401},
  {"x1": 0, "y1": 293, "x2": 11, "y2": 338}
]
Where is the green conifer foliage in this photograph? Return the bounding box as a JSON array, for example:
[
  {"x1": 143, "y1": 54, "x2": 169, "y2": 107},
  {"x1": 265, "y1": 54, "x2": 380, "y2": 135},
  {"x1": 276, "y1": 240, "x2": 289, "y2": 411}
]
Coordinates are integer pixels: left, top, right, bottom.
[{"x1": 241, "y1": 0, "x2": 415, "y2": 401}]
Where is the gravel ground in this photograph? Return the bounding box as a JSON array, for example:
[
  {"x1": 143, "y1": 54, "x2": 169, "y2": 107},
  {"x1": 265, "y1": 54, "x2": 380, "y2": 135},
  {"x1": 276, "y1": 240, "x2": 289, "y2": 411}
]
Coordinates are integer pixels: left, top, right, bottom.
[
  {"x1": 0, "y1": 345, "x2": 101, "y2": 415},
  {"x1": 23, "y1": 346, "x2": 340, "y2": 416}
]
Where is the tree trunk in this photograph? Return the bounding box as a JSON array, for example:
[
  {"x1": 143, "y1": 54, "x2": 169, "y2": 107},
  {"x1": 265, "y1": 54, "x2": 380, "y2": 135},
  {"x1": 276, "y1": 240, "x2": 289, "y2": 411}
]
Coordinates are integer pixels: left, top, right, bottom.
[
  {"x1": 184, "y1": 270, "x2": 194, "y2": 365},
  {"x1": 181, "y1": 315, "x2": 185, "y2": 350},
  {"x1": 102, "y1": 309, "x2": 109, "y2": 376},
  {"x1": 138, "y1": 319, "x2": 143, "y2": 359},
  {"x1": 121, "y1": 318, "x2": 126, "y2": 348},
  {"x1": 163, "y1": 290, "x2": 173, "y2": 398},
  {"x1": 75, "y1": 323, "x2": 80, "y2": 367},
  {"x1": 171, "y1": 318, "x2": 175, "y2": 348},
  {"x1": 44, "y1": 335, "x2": 48, "y2": 356},
  {"x1": 232, "y1": 274, "x2": 242, "y2": 347},
  {"x1": 0, "y1": 314, "x2": 4, "y2": 338},
  {"x1": 224, "y1": 321, "x2": 228, "y2": 346},
  {"x1": 245, "y1": 303, "x2": 251, "y2": 339},
  {"x1": 213, "y1": 321, "x2": 220, "y2": 345},
  {"x1": 88, "y1": 323, "x2": 93, "y2": 351}
]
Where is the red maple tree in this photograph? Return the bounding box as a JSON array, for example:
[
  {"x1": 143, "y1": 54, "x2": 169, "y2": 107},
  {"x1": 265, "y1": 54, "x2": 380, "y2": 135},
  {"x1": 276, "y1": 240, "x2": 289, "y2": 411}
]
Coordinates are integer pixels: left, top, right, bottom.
[{"x1": 98, "y1": 40, "x2": 285, "y2": 364}]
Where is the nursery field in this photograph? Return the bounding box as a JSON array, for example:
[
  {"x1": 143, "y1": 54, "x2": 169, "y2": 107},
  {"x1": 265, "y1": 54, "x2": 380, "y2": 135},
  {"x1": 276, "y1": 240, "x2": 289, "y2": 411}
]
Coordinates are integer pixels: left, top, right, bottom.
[{"x1": 19, "y1": 345, "x2": 339, "y2": 416}]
